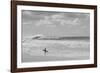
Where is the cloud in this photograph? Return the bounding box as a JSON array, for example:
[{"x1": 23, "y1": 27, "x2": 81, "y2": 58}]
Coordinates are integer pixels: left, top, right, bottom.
[
  {"x1": 51, "y1": 13, "x2": 65, "y2": 20},
  {"x1": 22, "y1": 11, "x2": 90, "y2": 37},
  {"x1": 35, "y1": 13, "x2": 81, "y2": 27},
  {"x1": 22, "y1": 11, "x2": 90, "y2": 30},
  {"x1": 22, "y1": 11, "x2": 32, "y2": 15},
  {"x1": 36, "y1": 19, "x2": 52, "y2": 26}
]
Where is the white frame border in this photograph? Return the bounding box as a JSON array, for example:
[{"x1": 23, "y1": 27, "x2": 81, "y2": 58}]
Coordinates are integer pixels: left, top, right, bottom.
[{"x1": 17, "y1": 5, "x2": 94, "y2": 68}]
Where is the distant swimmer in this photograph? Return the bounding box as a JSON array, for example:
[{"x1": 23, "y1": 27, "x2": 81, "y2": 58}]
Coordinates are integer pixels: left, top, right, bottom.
[{"x1": 43, "y1": 48, "x2": 48, "y2": 54}]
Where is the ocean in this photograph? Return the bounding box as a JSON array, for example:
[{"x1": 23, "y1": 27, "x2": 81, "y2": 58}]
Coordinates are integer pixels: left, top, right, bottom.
[{"x1": 22, "y1": 37, "x2": 90, "y2": 62}]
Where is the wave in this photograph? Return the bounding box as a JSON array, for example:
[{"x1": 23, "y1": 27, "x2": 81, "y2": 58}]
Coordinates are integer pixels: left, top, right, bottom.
[{"x1": 23, "y1": 35, "x2": 90, "y2": 42}]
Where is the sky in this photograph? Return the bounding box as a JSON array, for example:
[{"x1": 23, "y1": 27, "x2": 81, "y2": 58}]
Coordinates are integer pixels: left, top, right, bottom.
[{"x1": 22, "y1": 10, "x2": 90, "y2": 37}]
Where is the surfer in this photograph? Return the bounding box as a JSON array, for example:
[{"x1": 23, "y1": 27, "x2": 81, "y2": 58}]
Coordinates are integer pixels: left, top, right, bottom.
[{"x1": 43, "y1": 48, "x2": 48, "y2": 54}]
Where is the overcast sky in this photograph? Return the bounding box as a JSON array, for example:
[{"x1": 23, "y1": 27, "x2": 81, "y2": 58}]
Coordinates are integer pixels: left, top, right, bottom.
[{"x1": 22, "y1": 10, "x2": 90, "y2": 37}]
